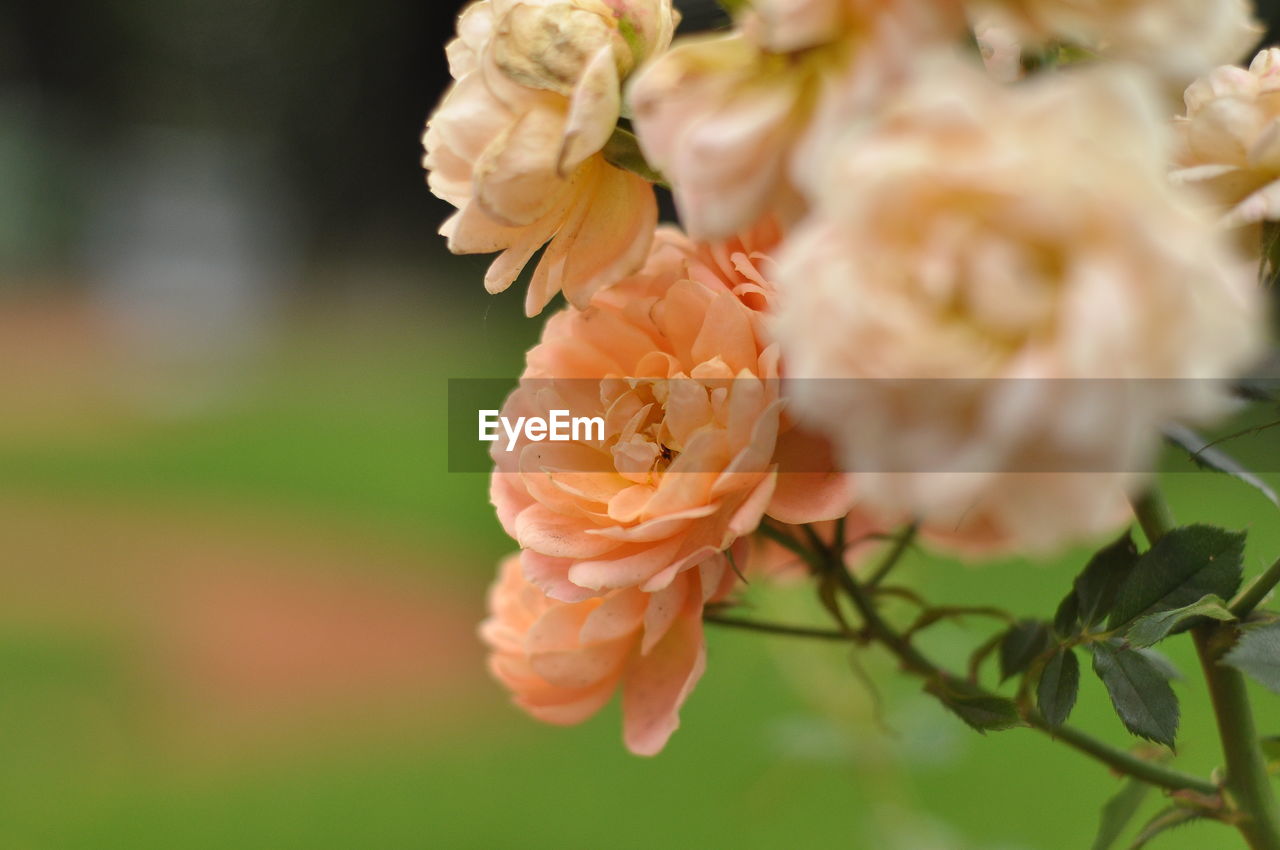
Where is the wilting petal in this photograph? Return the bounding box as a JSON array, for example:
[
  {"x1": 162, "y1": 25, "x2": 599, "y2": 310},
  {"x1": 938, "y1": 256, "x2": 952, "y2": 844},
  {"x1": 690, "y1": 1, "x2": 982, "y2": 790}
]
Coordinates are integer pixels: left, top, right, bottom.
[{"x1": 560, "y1": 45, "x2": 623, "y2": 174}]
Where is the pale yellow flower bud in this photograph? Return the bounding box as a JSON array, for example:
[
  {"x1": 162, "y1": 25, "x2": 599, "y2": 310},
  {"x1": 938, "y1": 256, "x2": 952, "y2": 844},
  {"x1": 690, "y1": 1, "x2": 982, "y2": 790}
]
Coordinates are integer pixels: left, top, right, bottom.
[
  {"x1": 424, "y1": 0, "x2": 677, "y2": 315},
  {"x1": 1175, "y1": 47, "x2": 1280, "y2": 226}
]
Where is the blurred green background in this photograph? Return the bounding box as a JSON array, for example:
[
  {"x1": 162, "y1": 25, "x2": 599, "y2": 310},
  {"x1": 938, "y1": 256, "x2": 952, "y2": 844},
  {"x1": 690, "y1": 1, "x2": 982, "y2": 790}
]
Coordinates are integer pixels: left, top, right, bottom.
[{"x1": 2, "y1": 1, "x2": 1280, "y2": 848}]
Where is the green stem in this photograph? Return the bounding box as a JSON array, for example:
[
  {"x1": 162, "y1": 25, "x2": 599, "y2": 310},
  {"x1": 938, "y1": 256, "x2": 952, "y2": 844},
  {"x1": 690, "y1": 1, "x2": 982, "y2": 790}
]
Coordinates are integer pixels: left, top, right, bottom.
[
  {"x1": 703, "y1": 613, "x2": 853, "y2": 642},
  {"x1": 865, "y1": 523, "x2": 918, "y2": 588},
  {"x1": 758, "y1": 521, "x2": 824, "y2": 573},
  {"x1": 1231, "y1": 555, "x2": 1280, "y2": 618},
  {"x1": 1196, "y1": 634, "x2": 1280, "y2": 849},
  {"x1": 808, "y1": 524, "x2": 1216, "y2": 796},
  {"x1": 1134, "y1": 488, "x2": 1280, "y2": 850},
  {"x1": 1024, "y1": 712, "x2": 1218, "y2": 796}
]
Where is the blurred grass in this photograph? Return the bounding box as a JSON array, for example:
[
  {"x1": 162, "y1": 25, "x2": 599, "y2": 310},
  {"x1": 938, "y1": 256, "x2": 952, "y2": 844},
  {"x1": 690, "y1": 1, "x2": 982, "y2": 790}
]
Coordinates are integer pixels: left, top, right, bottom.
[{"x1": 0, "y1": 287, "x2": 1276, "y2": 849}]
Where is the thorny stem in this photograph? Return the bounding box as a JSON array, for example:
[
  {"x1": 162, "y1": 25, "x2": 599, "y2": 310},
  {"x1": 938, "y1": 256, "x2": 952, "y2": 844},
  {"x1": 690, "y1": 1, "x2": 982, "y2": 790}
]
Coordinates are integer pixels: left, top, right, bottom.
[
  {"x1": 808, "y1": 518, "x2": 1220, "y2": 797},
  {"x1": 1134, "y1": 489, "x2": 1280, "y2": 850}
]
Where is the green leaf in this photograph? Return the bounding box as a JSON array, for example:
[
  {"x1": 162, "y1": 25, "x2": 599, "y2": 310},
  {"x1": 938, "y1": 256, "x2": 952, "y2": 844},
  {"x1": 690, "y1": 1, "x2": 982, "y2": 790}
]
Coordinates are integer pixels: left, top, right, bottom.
[
  {"x1": 1038, "y1": 647, "x2": 1081, "y2": 728},
  {"x1": 1164, "y1": 424, "x2": 1280, "y2": 510},
  {"x1": 1133, "y1": 648, "x2": 1182, "y2": 682},
  {"x1": 927, "y1": 680, "x2": 1021, "y2": 733},
  {"x1": 602, "y1": 127, "x2": 666, "y2": 186},
  {"x1": 1055, "y1": 591, "x2": 1082, "y2": 639},
  {"x1": 1108, "y1": 526, "x2": 1246, "y2": 630},
  {"x1": 1222, "y1": 621, "x2": 1280, "y2": 694},
  {"x1": 1092, "y1": 642, "x2": 1180, "y2": 747},
  {"x1": 1124, "y1": 595, "x2": 1236, "y2": 648},
  {"x1": 1000, "y1": 619, "x2": 1052, "y2": 682},
  {"x1": 1091, "y1": 778, "x2": 1153, "y2": 850},
  {"x1": 1076, "y1": 533, "x2": 1142, "y2": 627},
  {"x1": 1127, "y1": 806, "x2": 1203, "y2": 849}
]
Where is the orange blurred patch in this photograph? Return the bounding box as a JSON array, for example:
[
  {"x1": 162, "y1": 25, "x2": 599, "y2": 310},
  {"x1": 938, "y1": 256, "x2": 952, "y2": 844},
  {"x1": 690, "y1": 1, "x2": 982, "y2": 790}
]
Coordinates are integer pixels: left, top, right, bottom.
[{"x1": 0, "y1": 496, "x2": 492, "y2": 765}]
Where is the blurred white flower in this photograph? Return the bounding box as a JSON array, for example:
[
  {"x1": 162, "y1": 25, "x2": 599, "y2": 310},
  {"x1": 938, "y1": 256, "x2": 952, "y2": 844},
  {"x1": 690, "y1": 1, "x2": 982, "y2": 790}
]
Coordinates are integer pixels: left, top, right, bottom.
[
  {"x1": 774, "y1": 60, "x2": 1266, "y2": 552},
  {"x1": 628, "y1": 0, "x2": 964, "y2": 239},
  {"x1": 971, "y1": 0, "x2": 1261, "y2": 83}
]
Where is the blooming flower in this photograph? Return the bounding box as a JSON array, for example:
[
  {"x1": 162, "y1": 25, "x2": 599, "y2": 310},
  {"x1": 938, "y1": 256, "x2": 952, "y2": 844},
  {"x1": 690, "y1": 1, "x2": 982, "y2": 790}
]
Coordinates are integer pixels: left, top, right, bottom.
[
  {"x1": 491, "y1": 223, "x2": 851, "y2": 601},
  {"x1": 627, "y1": 0, "x2": 964, "y2": 240},
  {"x1": 423, "y1": 0, "x2": 676, "y2": 315},
  {"x1": 774, "y1": 61, "x2": 1265, "y2": 552},
  {"x1": 1174, "y1": 48, "x2": 1280, "y2": 226},
  {"x1": 972, "y1": 0, "x2": 1261, "y2": 83},
  {"x1": 481, "y1": 551, "x2": 736, "y2": 755}
]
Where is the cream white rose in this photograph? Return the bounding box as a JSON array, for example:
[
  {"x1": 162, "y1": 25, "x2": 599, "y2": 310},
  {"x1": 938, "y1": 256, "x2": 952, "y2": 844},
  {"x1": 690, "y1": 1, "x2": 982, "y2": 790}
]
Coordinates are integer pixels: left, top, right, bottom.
[
  {"x1": 424, "y1": 0, "x2": 676, "y2": 315},
  {"x1": 775, "y1": 61, "x2": 1266, "y2": 552},
  {"x1": 1174, "y1": 48, "x2": 1280, "y2": 226}
]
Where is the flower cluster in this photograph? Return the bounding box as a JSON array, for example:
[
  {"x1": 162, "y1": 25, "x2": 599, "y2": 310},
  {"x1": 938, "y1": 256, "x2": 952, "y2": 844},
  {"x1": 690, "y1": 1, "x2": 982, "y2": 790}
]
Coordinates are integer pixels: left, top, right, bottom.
[{"x1": 424, "y1": 0, "x2": 1273, "y2": 753}]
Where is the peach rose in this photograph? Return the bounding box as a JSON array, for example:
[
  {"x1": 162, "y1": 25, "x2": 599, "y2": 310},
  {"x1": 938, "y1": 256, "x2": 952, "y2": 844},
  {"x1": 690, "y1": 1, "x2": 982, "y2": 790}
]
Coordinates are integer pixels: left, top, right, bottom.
[
  {"x1": 1174, "y1": 48, "x2": 1280, "y2": 226},
  {"x1": 423, "y1": 0, "x2": 676, "y2": 315},
  {"x1": 972, "y1": 0, "x2": 1261, "y2": 83},
  {"x1": 775, "y1": 61, "x2": 1266, "y2": 552},
  {"x1": 491, "y1": 222, "x2": 851, "y2": 601},
  {"x1": 481, "y1": 551, "x2": 737, "y2": 755},
  {"x1": 627, "y1": 0, "x2": 964, "y2": 240}
]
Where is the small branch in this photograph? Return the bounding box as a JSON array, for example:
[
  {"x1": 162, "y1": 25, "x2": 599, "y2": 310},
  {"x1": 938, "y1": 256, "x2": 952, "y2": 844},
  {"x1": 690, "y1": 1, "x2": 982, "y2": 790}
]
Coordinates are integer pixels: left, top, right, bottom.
[
  {"x1": 902, "y1": 606, "x2": 1015, "y2": 639},
  {"x1": 1188, "y1": 419, "x2": 1280, "y2": 458},
  {"x1": 968, "y1": 631, "x2": 1004, "y2": 683},
  {"x1": 1024, "y1": 712, "x2": 1219, "y2": 796},
  {"x1": 871, "y1": 584, "x2": 930, "y2": 608},
  {"x1": 865, "y1": 523, "x2": 918, "y2": 588},
  {"x1": 800, "y1": 522, "x2": 829, "y2": 556},
  {"x1": 802, "y1": 517, "x2": 1218, "y2": 797},
  {"x1": 1231, "y1": 556, "x2": 1280, "y2": 618},
  {"x1": 758, "y1": 521, "x2": 824, "y2": 573},
  {"x1": 703, "y1": 613, "x2": 856, "y2": 642}
]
